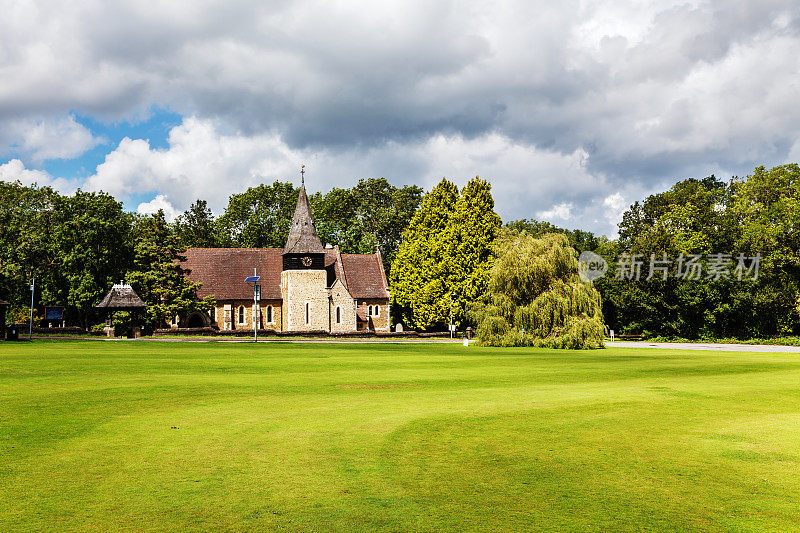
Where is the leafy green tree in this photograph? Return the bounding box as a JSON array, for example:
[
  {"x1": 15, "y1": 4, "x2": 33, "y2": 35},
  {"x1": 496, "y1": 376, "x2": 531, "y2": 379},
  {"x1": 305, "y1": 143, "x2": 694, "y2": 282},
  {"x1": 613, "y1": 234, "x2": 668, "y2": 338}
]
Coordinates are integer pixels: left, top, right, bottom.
[
  {"x1": 216, "y1": 182, "x2": 299, "y2": 247},
  {"x1": 310, "y1": 178, "x2": 423, "y2": 272},
  {"x1": 506, "y1": 219, "x2": 601, "y2": 253},
  {"x1": 310, "y1": 187, "x2": 374, "y2": 253},
  {"x1": 0, "y1": 184, "x2": 132, "y2": 329},
  {"x1": 0, "y1": 182, "x2": 58, "y2": 309},
  {"x1": 352, "y1": 178, "x2": 423, "y2": 270},
  {"x1": 730, "y1": 164, "x2": 800, "y2": 336},
  {"x1": 173, "y1": 199, "x2": 220, "y2": 248},
  {"x1": 474, "y1": 230, "x2": 605, "y2": 348},
  {"x1": 603, "y1": 176, "x2": 739, "y2": 338},
  {"x1": 127, "y1": 211, "x2": 214, "y2": 329},
  {"x1": 48, "y1": 190, "x2": 133, "y2": 328}
]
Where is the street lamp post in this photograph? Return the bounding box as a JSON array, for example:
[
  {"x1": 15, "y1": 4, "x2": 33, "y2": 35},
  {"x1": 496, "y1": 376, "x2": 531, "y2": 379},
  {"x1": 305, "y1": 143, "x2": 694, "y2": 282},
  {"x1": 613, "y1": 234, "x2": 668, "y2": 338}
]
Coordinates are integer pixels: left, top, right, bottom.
[
  {"x1": 245, "y1": 270, "x2": 261, "y2": 343},
  {"x1": 29, "y1": 278, "x2": 35, "y2": 340},
  {"x1": 449, "y1": 292, "x2": 456, "y2": 339}
]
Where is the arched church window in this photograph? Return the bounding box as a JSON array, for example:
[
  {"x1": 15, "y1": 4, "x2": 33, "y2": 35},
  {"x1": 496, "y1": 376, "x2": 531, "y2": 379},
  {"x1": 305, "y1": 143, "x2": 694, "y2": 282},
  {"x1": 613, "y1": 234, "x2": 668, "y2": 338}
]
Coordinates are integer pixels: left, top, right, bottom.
[
  {"x1": 238, "y1": 306, "x2": 245, "y2": 324},
  {"x1": 305, "y1": 303, "x2": 310, "y2": 324},
  {"x1": 267, "y1": 305, "x2": 273, "y2": 323},
  {"x1": 336, "y1": 306, "x2": 341, "y2": 324}
]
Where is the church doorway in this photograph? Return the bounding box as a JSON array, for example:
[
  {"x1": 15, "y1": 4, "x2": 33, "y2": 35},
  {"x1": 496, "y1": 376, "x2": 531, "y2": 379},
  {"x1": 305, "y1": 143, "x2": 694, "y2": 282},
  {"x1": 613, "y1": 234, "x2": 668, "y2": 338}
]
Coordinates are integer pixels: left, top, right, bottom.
[{"x1": 186, "y1": 312, "x2": 208, "y2": 328}]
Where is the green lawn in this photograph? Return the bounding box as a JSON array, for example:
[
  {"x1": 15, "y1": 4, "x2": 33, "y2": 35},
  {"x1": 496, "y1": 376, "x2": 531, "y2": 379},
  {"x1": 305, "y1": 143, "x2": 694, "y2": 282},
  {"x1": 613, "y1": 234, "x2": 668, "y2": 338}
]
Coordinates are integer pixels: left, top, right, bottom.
[{"x1": 1, "y1": 341, "x2": 799, "y2": 531}]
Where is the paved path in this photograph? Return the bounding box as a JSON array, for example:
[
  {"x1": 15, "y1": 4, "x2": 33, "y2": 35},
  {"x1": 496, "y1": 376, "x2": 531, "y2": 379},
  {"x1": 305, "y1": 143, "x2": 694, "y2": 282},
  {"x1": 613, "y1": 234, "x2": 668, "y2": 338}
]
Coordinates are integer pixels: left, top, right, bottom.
[
  {"x1": 21, "y1": 336, "x2": 800, "y2": 351},
  {"x1": 611, "y1": 341, "x2": 800, "y2": 353},
  {"x1": 28, "y1": 335, "x2": 465, "y2": 344}
]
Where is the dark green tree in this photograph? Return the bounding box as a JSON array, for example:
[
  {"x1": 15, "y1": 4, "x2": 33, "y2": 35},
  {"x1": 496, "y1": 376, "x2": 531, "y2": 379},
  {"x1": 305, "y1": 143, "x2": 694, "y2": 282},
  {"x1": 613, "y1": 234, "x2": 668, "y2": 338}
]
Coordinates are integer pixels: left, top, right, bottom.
[
  {"x1": 604, "y1": 176, "x2": 735, "y2": 338},
  {"x1": 310, "y1": 187, "x2": 373, "y2": 253},
  {"x1": 730, "y1": 164, "x2": 800, "y2": 336},
  {"x1": 173, "y1": 199, "x2": 220, "y2": 248},
  {"x1": 216, "y1": 182, "x2": 299, "y2": 247},
  {"x1": 48, "y1": 190, "x2": 133, "y2": 328},
  {"x1": 0, "y1": 182, "x2": 58, "y2": 311},
  {"x1": 506, "y1": 219, "x2": 601, "y2": 253},
  {"x1": 127, "y1": 211, "x2": 214, "y2": 329},
  {"x1": 310, "y1": 178, "x2": 423, "y2": 272}
]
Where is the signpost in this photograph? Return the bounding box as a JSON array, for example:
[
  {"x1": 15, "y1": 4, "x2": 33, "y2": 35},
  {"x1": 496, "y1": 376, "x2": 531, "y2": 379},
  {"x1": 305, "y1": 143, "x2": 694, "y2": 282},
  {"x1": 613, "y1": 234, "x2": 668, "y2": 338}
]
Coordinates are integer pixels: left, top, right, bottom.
[
  {"x1": 29, "y1": 279, "x2": 35, "y2": 339},
  {"x1": 245, "y1": 270, "x2": 261, "y2": 342}
]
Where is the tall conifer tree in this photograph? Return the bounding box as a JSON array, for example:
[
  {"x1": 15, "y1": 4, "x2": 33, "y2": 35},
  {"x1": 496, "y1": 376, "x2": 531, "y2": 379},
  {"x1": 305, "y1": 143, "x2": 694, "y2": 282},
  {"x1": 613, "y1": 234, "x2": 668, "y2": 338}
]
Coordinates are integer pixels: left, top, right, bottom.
[
  {"x1": 448, "y1": 177, "x2": 501, "y2": 324},
  {"x1": 391, "y1": 177, "x2": 500, "y2": 330},
  {"x1": 391, "y1": 179, "x2": 459, "y2": 330}
]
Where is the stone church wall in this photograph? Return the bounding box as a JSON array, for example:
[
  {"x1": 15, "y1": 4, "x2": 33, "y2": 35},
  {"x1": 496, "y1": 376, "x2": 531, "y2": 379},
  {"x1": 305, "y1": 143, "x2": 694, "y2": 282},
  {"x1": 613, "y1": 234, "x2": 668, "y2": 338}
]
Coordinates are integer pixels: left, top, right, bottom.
[
  {"x1": 357, "y1": 298, "x2": 390, "y2": 332},
  {"x1": 280, "y1": 270, "x2": 329, "y2": 331},
  {"x1": 329, "y1": 279, "x2": 356, "y2": 333},
  {"x1": 212, "y1": 299, "x2": 282, "y2": 331}
]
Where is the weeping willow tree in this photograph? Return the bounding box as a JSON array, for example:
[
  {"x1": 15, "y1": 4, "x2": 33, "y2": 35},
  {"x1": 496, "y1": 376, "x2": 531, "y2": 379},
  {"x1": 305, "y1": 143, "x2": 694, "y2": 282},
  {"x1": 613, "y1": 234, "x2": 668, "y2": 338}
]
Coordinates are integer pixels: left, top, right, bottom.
[{"x1": 473, "y1": 229, "x2": 605, "y2": 349}]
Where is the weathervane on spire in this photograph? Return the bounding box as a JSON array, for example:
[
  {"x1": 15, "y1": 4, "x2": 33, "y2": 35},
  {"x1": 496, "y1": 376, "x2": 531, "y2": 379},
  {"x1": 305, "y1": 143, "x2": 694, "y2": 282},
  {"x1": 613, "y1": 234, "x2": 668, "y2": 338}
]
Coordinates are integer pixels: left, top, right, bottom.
[{"x1": 301, "y1": 165, "x2": 305, "y2": 189}]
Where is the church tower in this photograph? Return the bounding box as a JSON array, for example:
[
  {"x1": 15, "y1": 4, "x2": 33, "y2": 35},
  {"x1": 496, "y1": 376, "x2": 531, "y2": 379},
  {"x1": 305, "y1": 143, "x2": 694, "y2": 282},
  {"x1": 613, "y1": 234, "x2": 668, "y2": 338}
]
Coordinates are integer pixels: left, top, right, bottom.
[{"x1": 281, "y1": 169, "x2": 329, "y2": 331}]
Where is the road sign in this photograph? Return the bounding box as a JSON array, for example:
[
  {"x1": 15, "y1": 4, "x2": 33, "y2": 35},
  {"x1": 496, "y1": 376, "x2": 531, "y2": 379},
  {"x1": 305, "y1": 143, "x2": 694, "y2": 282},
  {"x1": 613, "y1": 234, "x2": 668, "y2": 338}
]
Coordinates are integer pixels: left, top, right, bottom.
[{"x1": 245, "y1": 276, "x2": 260, "y2": 283}]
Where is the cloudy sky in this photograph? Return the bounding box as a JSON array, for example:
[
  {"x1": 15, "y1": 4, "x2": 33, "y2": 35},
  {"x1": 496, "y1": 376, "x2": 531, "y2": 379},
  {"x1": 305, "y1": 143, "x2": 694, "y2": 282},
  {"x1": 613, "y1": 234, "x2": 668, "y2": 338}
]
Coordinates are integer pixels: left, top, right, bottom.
[{"x1": 1, "y1": 0, "x2": 799, "y2": 236}]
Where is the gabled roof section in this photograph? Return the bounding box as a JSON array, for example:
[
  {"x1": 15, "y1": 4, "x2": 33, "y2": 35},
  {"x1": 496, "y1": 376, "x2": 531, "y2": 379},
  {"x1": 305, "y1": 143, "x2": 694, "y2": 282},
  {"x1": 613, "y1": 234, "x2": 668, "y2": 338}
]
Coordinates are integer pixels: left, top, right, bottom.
[
  {"x1": 183, "y1": 248, "x2": 284, "y2": 300},
  {"x1": 96, "y1": 284, "x2": 147, "y2": 309},
  {"x1": 340, "y1": 254, "x2": 390, "y2": 299},
  {"x1": 283, "y1": 187, "x2": 324, "y2": 255}
]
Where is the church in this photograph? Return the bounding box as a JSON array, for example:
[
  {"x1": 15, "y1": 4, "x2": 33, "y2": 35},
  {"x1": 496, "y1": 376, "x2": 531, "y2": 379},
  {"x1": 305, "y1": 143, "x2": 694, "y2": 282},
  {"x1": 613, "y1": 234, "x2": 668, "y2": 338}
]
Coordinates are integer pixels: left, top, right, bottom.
[{"x1": 181, "y1": 181, "x2": 391, "y2": 333}]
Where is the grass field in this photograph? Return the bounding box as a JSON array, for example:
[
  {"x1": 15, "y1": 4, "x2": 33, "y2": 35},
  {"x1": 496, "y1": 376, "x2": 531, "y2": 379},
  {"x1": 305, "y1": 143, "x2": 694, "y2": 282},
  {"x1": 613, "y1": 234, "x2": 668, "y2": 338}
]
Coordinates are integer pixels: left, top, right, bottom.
[{"x1": 1, "y1": 341, "x2": 799, "y2": 531}]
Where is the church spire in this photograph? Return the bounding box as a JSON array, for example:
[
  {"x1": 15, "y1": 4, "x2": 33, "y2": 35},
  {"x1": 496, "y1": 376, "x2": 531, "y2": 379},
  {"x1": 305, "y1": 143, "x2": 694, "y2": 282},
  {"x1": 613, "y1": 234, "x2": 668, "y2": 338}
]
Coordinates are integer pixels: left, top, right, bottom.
[{"x1": 283, "y1": 167, "x2": 324, "y2": 255}]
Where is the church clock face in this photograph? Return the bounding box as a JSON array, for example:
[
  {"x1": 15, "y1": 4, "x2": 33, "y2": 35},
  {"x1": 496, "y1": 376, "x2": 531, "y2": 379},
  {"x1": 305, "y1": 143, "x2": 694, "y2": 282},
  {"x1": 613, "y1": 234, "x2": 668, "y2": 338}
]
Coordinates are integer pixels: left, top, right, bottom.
[{"x1": 301, "y1": 256, "x2": 313, "y2": 267}]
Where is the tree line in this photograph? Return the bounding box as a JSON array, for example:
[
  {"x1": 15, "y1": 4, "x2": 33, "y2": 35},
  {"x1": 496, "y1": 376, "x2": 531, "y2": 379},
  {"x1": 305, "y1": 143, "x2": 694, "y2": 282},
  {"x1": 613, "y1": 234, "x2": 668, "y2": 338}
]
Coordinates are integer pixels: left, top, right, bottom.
[
  {"x1": 0, "y1": 178, "x2": 423, "y2": 330},
  {"x1": 510, "y1": 164, "x2": 800, "y2": 340},
  {"x1": 2, "y1": 164, "x2": 799, "y2": 341}
]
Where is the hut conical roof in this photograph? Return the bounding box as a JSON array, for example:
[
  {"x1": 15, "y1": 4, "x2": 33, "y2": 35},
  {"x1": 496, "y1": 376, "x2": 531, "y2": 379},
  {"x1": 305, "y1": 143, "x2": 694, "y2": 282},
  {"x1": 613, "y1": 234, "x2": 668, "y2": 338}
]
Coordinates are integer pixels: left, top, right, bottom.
[
  {"x1": 283, "y1": 187, "x2": 324, "y2": 254},
  {"x1": 96, "y1": 284, "x2": 147, "y2": 309}
]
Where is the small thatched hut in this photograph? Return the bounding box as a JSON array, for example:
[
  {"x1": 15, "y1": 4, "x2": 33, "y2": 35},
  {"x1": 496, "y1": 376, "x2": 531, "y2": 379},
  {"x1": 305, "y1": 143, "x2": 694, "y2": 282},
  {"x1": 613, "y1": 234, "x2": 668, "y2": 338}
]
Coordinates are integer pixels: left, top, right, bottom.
[{"x1": 96, "y1": 283, "x2": 146, "y2": 337}]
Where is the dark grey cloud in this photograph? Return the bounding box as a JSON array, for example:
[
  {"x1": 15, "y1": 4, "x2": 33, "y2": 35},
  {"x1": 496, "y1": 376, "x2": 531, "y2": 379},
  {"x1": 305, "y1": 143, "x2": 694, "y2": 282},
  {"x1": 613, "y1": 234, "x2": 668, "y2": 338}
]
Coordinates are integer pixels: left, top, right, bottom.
[{"x1": 1, "y1": 0, "x2": 800, "y2": 235}]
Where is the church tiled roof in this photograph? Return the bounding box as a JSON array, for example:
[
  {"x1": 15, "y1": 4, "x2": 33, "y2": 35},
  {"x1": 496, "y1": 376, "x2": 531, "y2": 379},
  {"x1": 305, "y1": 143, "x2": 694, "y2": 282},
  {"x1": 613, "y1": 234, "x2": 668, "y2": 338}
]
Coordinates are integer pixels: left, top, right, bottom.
[
  {"x1": 340, "y1": 254, "x2": 390, "y2": 299},
  {"x1": 182, "y1": 248, "x2": 284, "y2": 300},
  {"x1": 182, "y1": 246, "x2": 389, "y2": 301}
]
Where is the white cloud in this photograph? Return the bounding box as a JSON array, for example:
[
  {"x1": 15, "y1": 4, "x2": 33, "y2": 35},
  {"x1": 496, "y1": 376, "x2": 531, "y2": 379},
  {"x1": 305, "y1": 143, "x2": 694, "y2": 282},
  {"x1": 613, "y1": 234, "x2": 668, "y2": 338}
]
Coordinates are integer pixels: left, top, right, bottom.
[
  {"x1": 603, "y1": 192, "x2": 627, "y2": 223},
  {"x1": 0, "y1": 158, "x2": 76, "y2": 192},
  {"x1": 538, "y1": 202, "x2": 574, "y2": 222},
  {"x1": 137, "y1": 194, "x2": 179, "y2": 220},
  {"x1": 0, "y1": 159, "x2": 52, "y2": 186},
  {"x1": 0, "y1": 116, "x2": 102, "y2": 163},
  {"x1": 1, "y1": 1, "x2": 798, "y2": 178},
  {"x1": 83, "y1": 116, "x2": 638, "y2": 235},
  {"x1": 85, "y1": 117, "x2": 307, "y2": 212}
]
